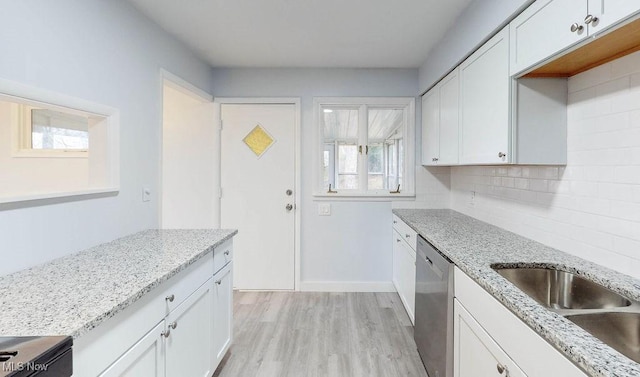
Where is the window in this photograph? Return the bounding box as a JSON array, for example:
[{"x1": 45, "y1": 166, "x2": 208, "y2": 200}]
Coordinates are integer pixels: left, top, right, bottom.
[
  {"x1": 0, "y1": 78, "x2": 119, "y2": 203},
  {"x1": 315, "y1": 97, "x2": 415, "y2": 197},
  {"x1": 17, "y1": 107, "x2": 91, "y2": 157}
]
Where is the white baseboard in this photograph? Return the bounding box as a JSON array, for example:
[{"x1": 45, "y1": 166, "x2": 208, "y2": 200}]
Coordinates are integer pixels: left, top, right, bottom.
[{"x1": 299, "y1": 281, "x2": 396, "y2": 292}]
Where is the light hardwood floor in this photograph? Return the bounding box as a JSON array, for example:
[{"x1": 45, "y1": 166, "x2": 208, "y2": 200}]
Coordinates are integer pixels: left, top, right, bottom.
[{"x1": 213, "y1": 291, "x2": 428, "y2": 377}]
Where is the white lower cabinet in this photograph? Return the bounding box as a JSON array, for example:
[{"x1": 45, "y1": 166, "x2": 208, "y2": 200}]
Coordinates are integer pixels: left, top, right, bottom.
[
  {"x1": 77, "y1": 239, "x2": 235, "y2": 377},
  {"x1": 212, "y1": 262, "x2": 233, "y2": 368},
  {"x1": 392, "y1": 228, "x2": 416, "y2": 324},
  {"x1": 165, "y1": 279, "x2": 214, "y2": 377},
  {"x1": 99, "y1": 321, "x2": 165, "y2": 377},
  {"x1": 454, "y1": 300, "x2": 526, "y2": 377},
  {"x1": 454, "y1": 267, "x2": 587, "y2": 377}
]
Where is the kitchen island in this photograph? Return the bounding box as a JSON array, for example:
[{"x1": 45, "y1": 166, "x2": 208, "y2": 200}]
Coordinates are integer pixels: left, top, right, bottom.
[{"x1": 0, "y1": 228, "x2": 237, "y2": 376}]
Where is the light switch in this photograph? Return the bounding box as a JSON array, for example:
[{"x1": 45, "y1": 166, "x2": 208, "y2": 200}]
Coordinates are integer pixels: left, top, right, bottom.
[
  {"x1": 318, "y1": 203, "x2": 331, "y2": 216},
  {"x1": 142, "y1": 187, "x2": 151, "y2": 202}
]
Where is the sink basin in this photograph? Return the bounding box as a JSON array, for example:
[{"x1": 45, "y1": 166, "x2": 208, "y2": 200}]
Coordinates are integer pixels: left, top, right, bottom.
[
  {"x1": 493, "y1": 267, "x2": 631, "y2": 310},
  {"x1": 566, "y1": 312, "x2": 640, "y2": 363}
]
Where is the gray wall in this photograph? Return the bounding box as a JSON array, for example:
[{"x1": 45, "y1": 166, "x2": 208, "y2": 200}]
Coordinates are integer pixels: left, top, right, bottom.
[
  {"x1": 0, "y1": 0, "x2": 213, "y2": 275},
  {"x1": 418, "y1": 0, "x2": 533, "y2": 94},
  {"x1": 212, "y1": 68, "x2": 434, "y2": 286}
]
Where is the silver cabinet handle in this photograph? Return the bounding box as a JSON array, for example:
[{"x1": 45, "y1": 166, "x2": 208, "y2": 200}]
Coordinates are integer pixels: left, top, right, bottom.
[
  {"x1": 224, "y1": 250, "x2": 230, "y2": 256},
  {"x1": 215, "y1": 279, "x2": 222, "y2": 285},
  {"x1": 169, "y1": 321, "x2": 177, "y2": 330},
  {"x1": 570, "y1": 23, "x2": 584, "y2": 33},
  {"x1": 405, "y1": 234, "x2": 411, "y2": 238},
  {"x1": 498, "y1": 152, "x2": 506, "y2": 158},
  {"x1": 161, "y1": 329, "x2": 171, "y2": 338},
  {"x1": 286, "y1": 189, "x2": 293, "y2": 196},
  {"x1": 165, "y1": 294, "x2": 175, "y2": 302},
  {"x1": 584, "y1": 14, "x2": 598, "y2": 25},
  {"x1": 286, "y1": 203, "x2": 293, "y2": 211},
  {"x1": 432, "y1": 157, "x2": 438, "y2": 162},
  {"x1": 393, "y1": 220, "x2": 397, "y2": 224},
  {"x1": 396, "y1": 239, "x2": 401, "y2": 243}
]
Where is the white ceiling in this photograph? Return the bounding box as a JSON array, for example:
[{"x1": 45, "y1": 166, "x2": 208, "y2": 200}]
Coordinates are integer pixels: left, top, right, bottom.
[{"x1": 128, "y1": 0, "x2": 473, "y2": 68}]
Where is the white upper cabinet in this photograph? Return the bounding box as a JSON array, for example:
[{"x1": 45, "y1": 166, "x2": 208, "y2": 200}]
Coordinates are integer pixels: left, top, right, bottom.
[
  {"x1": 511, "y1": 0, "x2": 640, "y2": 76},
  {"x1": 588, "y1": 0, "x2": 640, "y2": 31},
  {"x1": 421, "y1": 85, "x2": 440, "y2": 165},
  {"x1": 422, "y1": 68, "x2": 459, "y2": 166},
  {"x1": 438, "y1": 69, "x2": 460, "y2": 165},
  {"x1": 510, "y1": 0, "x2": 588, "y2": 76},
  {"x1": 459, "y1": 26, "x2": 510, "y2": 164}
]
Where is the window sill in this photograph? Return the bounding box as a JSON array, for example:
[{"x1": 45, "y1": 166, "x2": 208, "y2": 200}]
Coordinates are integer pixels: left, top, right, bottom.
[
  {"x1": 312, "y1": 192, "x2": 415, "y2": 201},
  {"x1": 0, "y1": 187, "x2": 119, "y2": 205}
]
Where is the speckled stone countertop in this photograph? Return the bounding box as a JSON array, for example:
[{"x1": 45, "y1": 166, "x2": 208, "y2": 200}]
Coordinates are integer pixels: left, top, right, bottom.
[
  {"x1": 393, "y1": 209, "x2": 640, "y2": 377},
  {"x1": 0, "y1": 229, "x2": 236, "y2": 339}
]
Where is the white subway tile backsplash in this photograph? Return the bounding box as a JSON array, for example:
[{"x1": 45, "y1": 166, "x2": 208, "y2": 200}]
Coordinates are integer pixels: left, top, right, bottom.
[
  {"x1": 611, "y1": 51, "x2": 640, "y2": 78},
  {"x1": 448, "y1": 51, "x2": 640, "y2": 279}
]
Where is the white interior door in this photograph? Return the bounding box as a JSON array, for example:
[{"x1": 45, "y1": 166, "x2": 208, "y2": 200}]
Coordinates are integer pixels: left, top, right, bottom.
[{"x1": 220, "y1": 103, "x2": 296, "y2": 290}]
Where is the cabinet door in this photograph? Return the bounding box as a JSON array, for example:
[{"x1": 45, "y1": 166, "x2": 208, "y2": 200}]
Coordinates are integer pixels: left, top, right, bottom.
[
  {"x1": 588, "y1": 0, "x2": 640, "y2": 31},
  {"x1": 438, "y1": 68, "x2": 460, "y2": 165},
  {"x1": 400, "y1": 241, "x2": 416, "y2": 324},
  {"x1": 421, "y1": 85, "x2": 440, "y2": 165},
  {"x1": 454, "y1": 300, "x2": 527, "y2": 377},
  {"x1": 392, "y1": 231, "x2": 405, "y2": 305},
  {"x1": 99, "y1": 321, "x2": 165, "y2": 377},
  {"x1": 459, "y1": 26, "x2": 510, "y2": 164},
  {"x1": 392, "y1": 230, "x2": 416, "y2": 324},
  {"x1": 165, "y1": 279, "x2": 213, "y2": 377},
  {"x1": 212, "y1": 262, "x2": 233, "y2": 370},
  {"x1": 510, "y1": 0, "x2": 588, "y2": 75}
]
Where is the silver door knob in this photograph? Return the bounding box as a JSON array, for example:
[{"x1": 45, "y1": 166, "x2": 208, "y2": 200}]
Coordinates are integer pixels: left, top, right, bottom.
[
  {"x1": 584, "y1": 14, "x2": 598, "y2": 25},
  {"x1": 570, "y1": 23, "x2": 584, "y2": 33},
  {"x1": 286, "y1": 189, "x2": 293, "y2": 196},
  {"x1": 286, "y1": 204, "x2": 293, "y2": 211}
]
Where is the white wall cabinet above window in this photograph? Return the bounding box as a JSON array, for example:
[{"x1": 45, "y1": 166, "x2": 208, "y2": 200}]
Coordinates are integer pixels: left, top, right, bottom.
[
  {"x1": 0, "y1": 78, "x2": 119, "y2": 204},
  {"x1": 314, "y1": 97, "x2": 415, "y2": 198}
]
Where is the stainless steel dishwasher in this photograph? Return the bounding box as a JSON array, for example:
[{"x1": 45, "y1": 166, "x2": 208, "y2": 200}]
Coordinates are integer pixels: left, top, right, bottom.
[{"x1": 414, "y1": 235, "x2": 454, "y2": 377}]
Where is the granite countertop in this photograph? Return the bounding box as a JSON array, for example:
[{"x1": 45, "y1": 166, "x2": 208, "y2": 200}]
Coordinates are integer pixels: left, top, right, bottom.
[
  {"x1": 393, "y1": 209, "x2": 640, "y2": 377},
  {"x1": 0, "y1": 229, "x2": 237, "y2": 339}
]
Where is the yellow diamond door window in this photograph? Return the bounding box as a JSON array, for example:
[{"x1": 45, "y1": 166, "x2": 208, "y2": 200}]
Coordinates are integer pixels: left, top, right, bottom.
[{"x1": 243, "y1": 124, "x2": 275, "y2": 157}]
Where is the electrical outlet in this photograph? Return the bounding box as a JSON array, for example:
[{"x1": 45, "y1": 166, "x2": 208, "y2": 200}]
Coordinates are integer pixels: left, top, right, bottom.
[
  {"x1": 142, "y1": 187, "x2": 151, "y2": 202},
  {"x1": 469, "y1": 190, "x2": 476, "y2": 207},
  {"x1": 318, "y1": 203, "x2": 331, "y2": 216}
]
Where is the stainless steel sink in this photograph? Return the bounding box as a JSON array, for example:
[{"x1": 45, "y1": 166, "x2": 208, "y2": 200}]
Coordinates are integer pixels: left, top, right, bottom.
[
  {"x1": 566, "y1": 312, "x2": 640, "y2": 363},
  {"x1": 493, "y1": 267, "x2": 631, "y2": 310}
]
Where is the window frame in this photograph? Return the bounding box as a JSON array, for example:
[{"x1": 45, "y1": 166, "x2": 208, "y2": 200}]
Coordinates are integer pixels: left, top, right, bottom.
[
  {"x1": 13, "y1": 104, "x2": 90, "y2": 158},
  {"x1": 313, "y1": 97, "x2": 415, "y2": 199}
]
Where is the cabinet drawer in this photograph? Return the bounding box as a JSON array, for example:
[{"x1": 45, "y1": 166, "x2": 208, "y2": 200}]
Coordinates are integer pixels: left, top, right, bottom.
[
  {"x1": 213, "y1": 238, "x2": 233, "y2": 274},
  {"x1": 161, "y1": 251, "x2": 214, "y2": 315},
  {"x1": 455, "y1": 299, "x2": 526, "y2": 377},
  {"x1": 392, "y1": 215, "x2": 417, "y2": 250}
]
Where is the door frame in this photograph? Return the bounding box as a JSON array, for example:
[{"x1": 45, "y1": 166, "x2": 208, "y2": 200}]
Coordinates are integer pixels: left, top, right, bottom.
[{"x1": 214, "y1": 97, "x2": 301, "y2": 291}]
